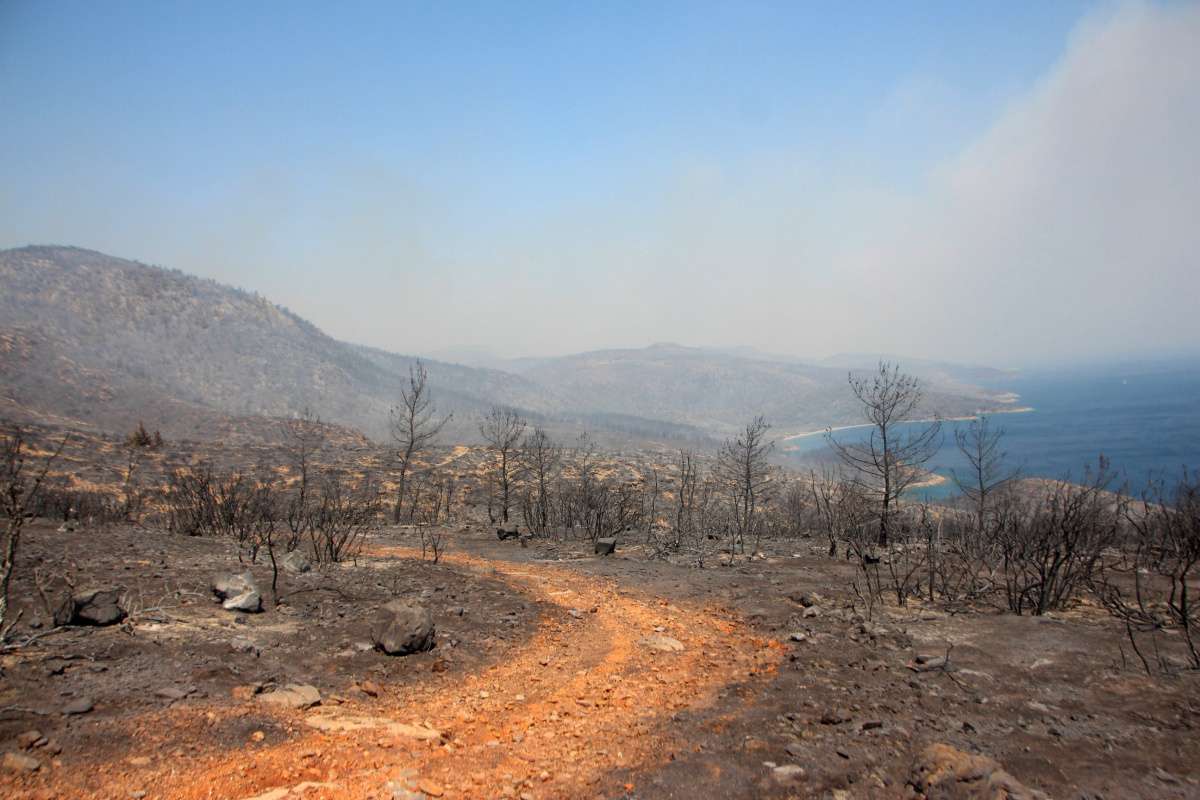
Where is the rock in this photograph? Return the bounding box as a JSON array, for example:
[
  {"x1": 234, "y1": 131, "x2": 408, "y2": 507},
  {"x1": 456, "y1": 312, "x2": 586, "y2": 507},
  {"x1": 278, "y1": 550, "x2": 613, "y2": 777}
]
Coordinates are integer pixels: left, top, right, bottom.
[
  {"x1": 211, "y1": 572, "x2": 263, "y2": 613},
  {"x1": 40, "y1": 576, "x2": 75, "y2": 627},
  {"x1": 62, "y1": 697, "x2": 94, "y2": 715},
  {"x1": 594, "y1": 537, "x2": 617, "y2": 555},
  {"x1": 789, "y1": 632, "x2": 808, "y2": 642},
  {"x1": 418, "y1": 779, "x2": 445, "y2": 797},
  {"x1": 231, "y1": 684, "x2": 263, "y2": 701},
  {"x1": 223, "y1": 590, "x2": 263, "y2": 613},
  {"x1": 16, "y1": 730, "x2": 43, "y2": 750},
  {"x1": 357, "y1": 680, "x2": 381, "y2": 697},
  {"x1": 789, "y1": 591, "x2": 819, "y2": 607},
  {"x1": 2, "y1": 751, "x2": 41, "y2": 772},
  {"x1": 230, "y1": 636, "x2": 260, "y2": 655},
  {"x1": 772, "y1": 764, "x2": 806, "y2": 785},
  {"x1": 71, "y1": 588, "x2": 126, "y2": 626},
  {"x1": 641, "y1": 634, "x2": 685, "y2": 653},
  {"x1": 820, "y1": 708, "x2": 852, "y2": 725},
  {"x1": 861, "y1": 720, "x2": 884, "y2": 731},
  {"x1": 496, "y1": 527, "x2": 520, "y2": 541},
  {"x1": 257, "y1": 684, "x2": 321, "y2": 710},
  {"x1": 909, "y1": 743, "x2": 1048, "y2": 800},
  {"x1": 370, "y1": 602, "x2": 436, "y2": 656},
  {"x1": 305, "y1": 713, "x2": 442, "y2": 740},
  {"x1": 155, "y1": 686, "x2": 193, "y2": 701},
  {"x1": 281, "y1": 549, "x2": 311, "y2": 574},
  {"x1": 128, "y1": 756, "x2": 153, "y2": 767},
  {"x1": 911, "y1": 654, "x2": 948, "y2": 672},
  {"x1": 802, "y1": 606, "x2": 821, "y2": 618}
]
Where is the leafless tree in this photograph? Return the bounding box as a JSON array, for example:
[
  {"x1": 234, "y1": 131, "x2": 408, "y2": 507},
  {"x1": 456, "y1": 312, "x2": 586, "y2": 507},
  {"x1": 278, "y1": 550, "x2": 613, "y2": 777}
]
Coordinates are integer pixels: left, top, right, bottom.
[
  {"x1": 828, "y1": 361, "x2": 942, "y2": 547},
  {"x1": 1093, "y1": 469, "x2": 1200, "y2": 671},
  {"x1": 281, "y1": 407, "x2": 325, "y2": 550},
  {"x1": 716, "y1": 415, "x2": 774, "y2": 560},
  {"x1": 479, "y1": 406, "x2": 526, "y2": 524},
  {"x1": 519, "y1": 427, "x2": 561, "y2": 536},
  {"x1": 951, "y1": 415, "x2": 1019, "y2": 533},
  {"x1": 997, "y1": 457, "x2": 1125, "y2": 615},
  {"x1": 1, "y1": 427, "x2": 68, "y2": 637},
  {"x1": 390, "y1": 361, "x2": 452, "y2": 523},
  {"x1": 309, "y1": 473, "x2": 381, "y2": 563}
]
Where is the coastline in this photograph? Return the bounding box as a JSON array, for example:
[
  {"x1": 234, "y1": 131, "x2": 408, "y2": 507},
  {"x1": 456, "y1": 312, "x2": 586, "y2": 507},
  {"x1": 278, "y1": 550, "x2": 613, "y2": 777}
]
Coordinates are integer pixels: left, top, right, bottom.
[{"x1": 779, "y1": 405, "x2": 1035, "y2": 443}]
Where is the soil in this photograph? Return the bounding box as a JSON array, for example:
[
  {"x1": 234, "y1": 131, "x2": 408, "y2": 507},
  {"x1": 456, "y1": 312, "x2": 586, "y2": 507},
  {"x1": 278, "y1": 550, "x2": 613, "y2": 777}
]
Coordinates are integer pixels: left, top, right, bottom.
[{"x1": 1, "y1": 522, "x2": 1198, "y2": 799}]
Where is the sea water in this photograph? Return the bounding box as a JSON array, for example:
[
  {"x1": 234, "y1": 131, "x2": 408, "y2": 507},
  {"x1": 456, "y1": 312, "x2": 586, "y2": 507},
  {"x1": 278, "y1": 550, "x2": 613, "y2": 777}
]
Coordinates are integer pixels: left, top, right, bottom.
[{"x1": 782, "y1": 359, "x2": 1200, "y2": 500}]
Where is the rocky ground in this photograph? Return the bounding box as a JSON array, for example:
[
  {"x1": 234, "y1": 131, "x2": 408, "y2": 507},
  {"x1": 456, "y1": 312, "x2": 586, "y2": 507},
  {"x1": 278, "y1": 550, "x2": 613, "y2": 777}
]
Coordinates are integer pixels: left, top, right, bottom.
[{"x1": 1, "y1": 522, "x2": 1198, "y2": 799}]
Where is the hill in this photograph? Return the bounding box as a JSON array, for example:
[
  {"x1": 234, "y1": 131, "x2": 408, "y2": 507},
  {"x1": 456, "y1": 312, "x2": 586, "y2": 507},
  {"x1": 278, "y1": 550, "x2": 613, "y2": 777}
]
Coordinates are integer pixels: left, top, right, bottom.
[{"x1": 0, "y1": 246, "x2": 1019, "y2": 446}]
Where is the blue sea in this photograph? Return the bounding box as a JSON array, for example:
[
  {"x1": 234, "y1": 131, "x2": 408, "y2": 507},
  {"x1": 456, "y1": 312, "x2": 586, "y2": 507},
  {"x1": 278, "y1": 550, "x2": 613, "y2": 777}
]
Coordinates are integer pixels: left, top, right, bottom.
[{"x1": 781, "y1": 360, "x2": 1200, "y2": 500}]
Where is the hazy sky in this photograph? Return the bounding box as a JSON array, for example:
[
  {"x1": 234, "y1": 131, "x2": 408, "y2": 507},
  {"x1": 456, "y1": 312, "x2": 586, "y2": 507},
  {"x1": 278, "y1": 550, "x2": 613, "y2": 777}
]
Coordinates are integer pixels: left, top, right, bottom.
[{"x1": 2, "y1": 1, "x2": 1197, "y2": 366}]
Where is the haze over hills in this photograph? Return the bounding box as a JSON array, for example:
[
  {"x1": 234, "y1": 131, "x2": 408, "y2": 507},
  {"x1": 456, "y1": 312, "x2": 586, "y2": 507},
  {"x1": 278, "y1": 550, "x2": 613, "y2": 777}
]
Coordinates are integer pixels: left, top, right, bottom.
[{"x1": 1, "y1": 246, "x2": 1019, "y2": 446}]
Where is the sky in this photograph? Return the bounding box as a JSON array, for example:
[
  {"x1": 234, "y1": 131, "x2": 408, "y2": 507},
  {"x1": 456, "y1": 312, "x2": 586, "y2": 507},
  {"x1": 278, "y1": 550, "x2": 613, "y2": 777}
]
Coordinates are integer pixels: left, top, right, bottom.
[{"x1": 1, "y1": 1, "x2": 1197, "y2": 367}]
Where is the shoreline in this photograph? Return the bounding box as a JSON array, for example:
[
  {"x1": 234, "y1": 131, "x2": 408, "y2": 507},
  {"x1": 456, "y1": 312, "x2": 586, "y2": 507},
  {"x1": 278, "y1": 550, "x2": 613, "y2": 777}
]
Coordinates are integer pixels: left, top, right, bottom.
[{"x1": 779, "y1": 405, "x2": 1035, "y2": 444}]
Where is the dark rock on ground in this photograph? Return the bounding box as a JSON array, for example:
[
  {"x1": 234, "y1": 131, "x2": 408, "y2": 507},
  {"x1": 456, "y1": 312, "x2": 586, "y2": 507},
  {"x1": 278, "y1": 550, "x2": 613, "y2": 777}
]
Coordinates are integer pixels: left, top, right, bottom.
[
  {"x1": 71, "y1": 587, "x2": 126, "y2": 626},
  {"x1": 909, "y1": 742, "x2": 1048, "y2": 800},
  {"x1": 371, "y1": 601, "x2": 436, "y2": 656},
  {"x1": 594, "y1": 537, "x2": 617, "y2": 556}
]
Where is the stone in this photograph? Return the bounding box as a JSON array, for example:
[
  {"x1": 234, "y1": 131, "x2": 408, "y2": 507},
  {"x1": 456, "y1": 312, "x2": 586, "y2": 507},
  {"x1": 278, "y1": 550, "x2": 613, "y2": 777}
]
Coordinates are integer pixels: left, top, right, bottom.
[
  {"x1": 370, "y1": 602, "x2": 435, "y2": 656},
  {"x1": 155, "y1": 686, "x2": 193, "y2": 701},
  {"x1": 594, "y1": 537, "x2": 617, "y2": 555},
  {"x1": 418, "y1": 779, "x2": 445, "y2": 797},
  {"x1": 71, "y1": 588, "x2": 126, "y2": 626},
  {"x1": 641, "y1": 634, "x2": 685, "y2": 653},
  {"x1": 911, "y1": 654, "x2": 948, "y2": 672},
  {"x1": 281, "y1": 549, "x2": 312, "y2": 574},
  {"x1": 40, "y1": 576, "x2": 75, "y2": 627},
  {"x1": 257, "y1": 684, "x2": 321, "y2": 710},
  {"x1": 223, "y1": 590, "x2": 263, "y2": 613},
  {"x1": 772, "y1": 764, "x2": 806, "y2": 785},
  {"x1": 789, "y1": 591, "x2": 819, "y2": 607},
  {"x1": 16, "y1": 730, "x2": 43, "y2": 749},
  {"x1": 820, "y1": 708, "x2": 852, "y2": 725},
  {"x1": 212, "y1": 572, "x2": 254, "y2": 599},
  {"x1": 230, "y1": 636, "x2": 260, "y2": 655},
  {"x1": 357, "y1": 680, "x2": 381, "y2": 697},
  {"x1": 908, "y1": 743, "x2": 1048, "y2": 800},
  {"x1": 2, "y1": 751, "x2": 41, "y2": 772},
  {"x1": 789, "y1": 632, "x2": 808, "y2": 642},
  {"x1": 802, "y1": 606, "x2": 821, "y2": 618},
  {"x1": 62, "y1": 697, "x2": 94, "y2": 715}
]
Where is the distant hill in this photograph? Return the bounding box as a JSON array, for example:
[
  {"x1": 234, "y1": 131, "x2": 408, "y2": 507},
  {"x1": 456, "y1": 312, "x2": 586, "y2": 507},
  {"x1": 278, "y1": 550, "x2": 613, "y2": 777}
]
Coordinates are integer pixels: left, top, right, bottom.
[
  {"x1": 0, "y1": 246, "x2": 554, "y2": 442},
  {"x1": 0, "y1": 246, "x2": 1019, "y2": 446},
  {"x1": 512, "y1": 343, "x2": 1016, "y2": 437}
]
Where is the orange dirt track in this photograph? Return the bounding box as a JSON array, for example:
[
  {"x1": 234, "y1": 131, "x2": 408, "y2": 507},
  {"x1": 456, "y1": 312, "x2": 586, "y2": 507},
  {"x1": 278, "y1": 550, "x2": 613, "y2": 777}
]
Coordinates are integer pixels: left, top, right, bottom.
[{"x1": 8, "y1": 548, "x2": 782, "y2": 800}]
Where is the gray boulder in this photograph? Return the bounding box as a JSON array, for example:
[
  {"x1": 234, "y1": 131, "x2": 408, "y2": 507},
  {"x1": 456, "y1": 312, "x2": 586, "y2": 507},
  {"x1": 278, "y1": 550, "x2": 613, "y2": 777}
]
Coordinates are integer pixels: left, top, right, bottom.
[
  {"x1": 257, "y1": 683, "x2": 321, "y2": 710},
  {"x1": 211, "y1": 572, "x2": 263, "y2": 613},
  {"x1": 371, "y1": 602, "x2": 435, "y2": 656},
  {"x1": 71, "y1": 588, "x2": 125, "y2": 626},
  {"x1": 594, "y1": 537, "x2": 617, "y2": 556},
  {"x1": 281, "y1": 550, "x2": 311, "y2": 574}
]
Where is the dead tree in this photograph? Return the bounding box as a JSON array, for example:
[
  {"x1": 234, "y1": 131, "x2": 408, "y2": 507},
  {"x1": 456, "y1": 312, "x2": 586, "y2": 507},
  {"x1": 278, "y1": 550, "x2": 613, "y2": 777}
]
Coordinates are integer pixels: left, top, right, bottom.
[
  {"x1": 519, "y1": 427, "x2": 561, "y2": 537},
  {"x1": 1, "y1": 428, "x2": 68, "y2": 638},
  {"x1": 479, "y1": 406, "x2": 526, "y2": 524},
  {"x1": 716, "y1": 416, "x2": 774, "y2": 560},
  {"x1": 389, "y1": 361, "x2": 452, "y2": 523},
  {"x1": 951, "y1": 415, "x2": 1019, "y2": 534},
  {"x1": 828, "y1": 361, "x2": 942, "y2": 547},
  {"x1": 281, "y1": 407, "x2": 325, "y2": 551}
]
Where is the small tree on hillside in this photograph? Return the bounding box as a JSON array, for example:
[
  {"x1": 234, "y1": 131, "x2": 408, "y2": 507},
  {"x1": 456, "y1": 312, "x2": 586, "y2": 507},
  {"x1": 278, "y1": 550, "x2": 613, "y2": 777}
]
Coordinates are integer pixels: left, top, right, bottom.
[
  {"x1": 828, "y1": 361, "x2": 942, "y2": 547},
  {"x1": 716, "y1": 415, "x2": 774, "y2": 560},
  {"x1": 479, "y1": 406, "x2": 526, "y2": 524},
  {"x1": 281, "y1": 407, "x2": 325, "y2": 551},
  {"x1": 1, "y1": 428, "x2": 67, "y2": 638},
  {"x1": 951, "y1": 415, "x2": 1019, "y2": 533},
  {"x1": 390, "y1": 360, "x2": 452, "y2": 523},
  {"x1": 520, "y1": 426, "x2": 562, "y2": 536}
]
